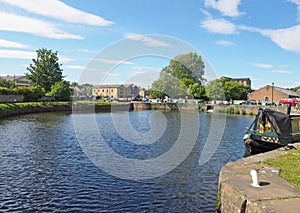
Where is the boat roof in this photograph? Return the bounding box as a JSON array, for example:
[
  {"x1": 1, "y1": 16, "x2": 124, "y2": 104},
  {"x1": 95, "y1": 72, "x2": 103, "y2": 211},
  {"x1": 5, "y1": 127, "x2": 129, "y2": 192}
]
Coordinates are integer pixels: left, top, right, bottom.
[{"x1": 258, "y1": 108, "x2": 292, "y2": 138}]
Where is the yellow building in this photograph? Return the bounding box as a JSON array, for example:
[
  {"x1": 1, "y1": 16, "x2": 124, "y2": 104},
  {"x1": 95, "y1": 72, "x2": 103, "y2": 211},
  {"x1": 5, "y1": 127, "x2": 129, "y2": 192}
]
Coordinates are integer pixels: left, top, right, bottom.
[{"x1": 93, "y1": 84, "x2": 141, "y2": 100}]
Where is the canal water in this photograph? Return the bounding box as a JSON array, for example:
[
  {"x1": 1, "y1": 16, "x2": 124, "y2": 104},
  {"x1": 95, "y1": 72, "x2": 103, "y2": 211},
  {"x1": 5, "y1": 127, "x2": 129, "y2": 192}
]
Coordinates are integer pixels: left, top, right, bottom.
[{"x1": 0, "y1": 111, "x2": 253, "y2": 212}]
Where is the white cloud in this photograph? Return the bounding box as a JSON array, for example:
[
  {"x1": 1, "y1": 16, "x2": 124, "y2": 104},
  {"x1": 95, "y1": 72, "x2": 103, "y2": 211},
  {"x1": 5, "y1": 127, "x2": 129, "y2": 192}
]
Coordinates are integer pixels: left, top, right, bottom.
[
  {"x1": 252, "y1": 63, "x2": 274, "y2": 69},
  {"x1": 129, "y1": 66, "x2": 161, "y2": 72},
  {"x1": 0, "y1": 39, "x2": 29, "y2": 49},
  {"x1": 124, "y1": 33, "x2": 171, "y2": 47},
  {"x1": 59, "y1": 56, "x2": 74, "y2": 63},
  {"x1": 0, "y1": 49, "x2": 36, "y2": 59},
  {"x1": 271, "y1": 70, "x2": 293, "y2": 74},
  {"x1": 201, "y1": 18, "x2": 237, "y2": 34},
  {"x1": 65, "y1": 65, "x2": 85, "y2": 70},
  {"x1": 241, "y1": 25, "x2": 300, "y2": 54},
  {"x1": 0, "y1": 0, "x2": 114, "y2": 26},
  {"x1": 0, "y1": 12, "x2": 83, "y2": 39},
  {"x1": 204, "y1": 0, "x2": 242, "y2": 17},
  {"x1": 94, "y1": 58, "x2": 135, "y2": 65},
  {"x1": 215, "y1": 40, "x2": 235, "y2": 46},
  {"x1": 76, "y1": 49, "x2": 95, "y2": 53}
]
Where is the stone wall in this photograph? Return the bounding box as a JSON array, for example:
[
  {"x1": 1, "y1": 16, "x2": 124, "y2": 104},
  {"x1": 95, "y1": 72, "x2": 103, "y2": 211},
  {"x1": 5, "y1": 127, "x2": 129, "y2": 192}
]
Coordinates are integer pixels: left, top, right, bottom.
[
  {"x1": 214, "y1": 104, "x2": 300, "y2": 115},
  {"x1": 0, "y1": 94, "x2": 24, "y2": 103}
]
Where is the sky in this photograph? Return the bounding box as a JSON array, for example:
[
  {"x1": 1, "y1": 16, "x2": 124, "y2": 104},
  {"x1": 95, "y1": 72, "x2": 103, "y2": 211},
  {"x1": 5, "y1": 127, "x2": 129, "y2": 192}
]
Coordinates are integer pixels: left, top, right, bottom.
[{"x1": 0, "y1": 0, "x2": 300, "y2": 89}]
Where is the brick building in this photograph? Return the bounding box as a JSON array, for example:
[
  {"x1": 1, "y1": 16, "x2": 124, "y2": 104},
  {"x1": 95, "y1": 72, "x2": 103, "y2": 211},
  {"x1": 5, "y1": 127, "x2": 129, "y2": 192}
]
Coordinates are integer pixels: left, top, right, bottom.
[{"x1": 248, "y1": 85, "x2": 299, "y2": 103}]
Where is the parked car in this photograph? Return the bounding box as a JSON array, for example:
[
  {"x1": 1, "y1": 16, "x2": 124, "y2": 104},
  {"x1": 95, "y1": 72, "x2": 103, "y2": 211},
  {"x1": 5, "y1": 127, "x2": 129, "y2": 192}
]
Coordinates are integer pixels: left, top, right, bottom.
[{"x1": 279, "y1": 98, "x2": 298, "y2": 106}]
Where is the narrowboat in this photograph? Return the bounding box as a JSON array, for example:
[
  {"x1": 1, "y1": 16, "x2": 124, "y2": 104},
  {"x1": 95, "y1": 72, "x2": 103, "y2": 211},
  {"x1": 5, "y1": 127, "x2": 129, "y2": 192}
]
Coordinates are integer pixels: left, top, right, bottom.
[{"x1": 243, "y1": 106, "x2": 300, "y2": 155}]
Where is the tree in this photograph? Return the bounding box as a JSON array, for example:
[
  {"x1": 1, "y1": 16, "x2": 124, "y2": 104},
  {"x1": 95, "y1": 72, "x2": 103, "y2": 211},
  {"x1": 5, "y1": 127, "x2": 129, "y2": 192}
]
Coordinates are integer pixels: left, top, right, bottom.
[
  {"x1": 0, "y1": 78, "x2": 13, "y2": 88},
  {"x1": 187, "y1": 83, "x2": 206, "y2": 98},
  {"x1": 46, "y1": 81, "x2": 71, "y2": 101},
  {"x1": 206, "y1": 79, "x2": 225, "y2": 100},
  {"x1": 206, "y1": 78, "x2": 251, "y2": 101},
  {"x1": 220, "y1": 78, "x2": 251, "y2": 100},
  {"x1": 162, "y1": 52, "x2": 205, "y2": 84},
  {"x1": 150, "y1": 52, "x2": 206, "y2": 98},
  {"x1": 26, "y1": 48, "x2": 64, "y2": 92},
  {"x1": 151, "y1": 72, "x2": 185, "y2": 98}
]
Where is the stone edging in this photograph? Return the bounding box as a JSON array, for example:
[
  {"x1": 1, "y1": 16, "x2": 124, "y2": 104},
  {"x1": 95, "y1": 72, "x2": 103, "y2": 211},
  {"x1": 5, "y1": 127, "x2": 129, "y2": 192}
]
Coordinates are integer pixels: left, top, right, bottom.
[{"x1": 218, "y1": 143, "x2": 300, "y2": 213}]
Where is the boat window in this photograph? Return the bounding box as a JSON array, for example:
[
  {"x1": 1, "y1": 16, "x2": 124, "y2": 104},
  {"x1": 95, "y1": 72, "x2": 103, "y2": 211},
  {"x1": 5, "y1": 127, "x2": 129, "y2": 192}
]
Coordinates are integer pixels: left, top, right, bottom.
[
  {"x1": 267, "y1": 115, "x2": 281, "y2": 134},
  {"x1": 248, "y1": 116, "x2": 258, "y2": 131}
]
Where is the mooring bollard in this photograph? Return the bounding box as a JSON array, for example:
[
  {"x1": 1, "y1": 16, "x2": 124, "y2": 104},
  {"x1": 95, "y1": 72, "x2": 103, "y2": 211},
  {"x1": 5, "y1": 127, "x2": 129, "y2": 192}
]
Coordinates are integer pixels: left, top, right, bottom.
[{"x1": 250, "y1": 169, "x2": 260, "y2": 187}]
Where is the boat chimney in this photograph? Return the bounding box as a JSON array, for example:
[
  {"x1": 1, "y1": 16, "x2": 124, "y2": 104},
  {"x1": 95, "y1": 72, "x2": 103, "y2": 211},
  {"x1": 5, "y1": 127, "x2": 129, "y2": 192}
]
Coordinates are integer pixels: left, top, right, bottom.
[{"x1": 287, "y1": 104, "x2": 292, "y2": 115}]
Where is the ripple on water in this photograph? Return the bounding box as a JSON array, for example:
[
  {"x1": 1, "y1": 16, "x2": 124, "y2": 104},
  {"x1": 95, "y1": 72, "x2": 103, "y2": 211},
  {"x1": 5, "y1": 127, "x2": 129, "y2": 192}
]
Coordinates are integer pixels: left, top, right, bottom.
[{"x1": 0, "y1": 112, "x2": 253, "y2": 212}]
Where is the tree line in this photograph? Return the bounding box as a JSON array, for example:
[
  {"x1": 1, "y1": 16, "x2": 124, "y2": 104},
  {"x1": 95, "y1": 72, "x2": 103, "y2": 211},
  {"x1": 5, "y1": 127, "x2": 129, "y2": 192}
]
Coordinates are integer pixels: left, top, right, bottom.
[
  {"x1": 3, "y1": 49, "x2": 289, "y2": 103},
  {"x1": 148, "y1": 52, "x2": 251, "y2": 101}
]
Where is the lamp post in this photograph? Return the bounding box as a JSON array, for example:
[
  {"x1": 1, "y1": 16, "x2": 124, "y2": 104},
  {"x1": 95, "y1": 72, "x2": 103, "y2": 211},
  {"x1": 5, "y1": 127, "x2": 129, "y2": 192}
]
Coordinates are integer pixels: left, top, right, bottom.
[{"x1": 272, "y1": 82, "x2": 274, "y2": 105}]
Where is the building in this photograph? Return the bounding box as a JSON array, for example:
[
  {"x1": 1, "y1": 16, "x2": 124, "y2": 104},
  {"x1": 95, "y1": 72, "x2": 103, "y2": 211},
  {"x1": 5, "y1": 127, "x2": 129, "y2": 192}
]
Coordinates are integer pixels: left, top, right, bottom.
[
  {"x1": 248, "y1": 85, "x2": 299, "y2": 103},
  {"x1": 221, "y1": 76, "x2": 251, "y2": 88},
  {"x1": 230, "y1": 78, "x2": 251, "y2": 87},
  {"x1": 92, "y1": 84, "x2": 143, "y2": 100},
  {"x1": 0, "y1": 75, "x2": 30, "y2": 87}
]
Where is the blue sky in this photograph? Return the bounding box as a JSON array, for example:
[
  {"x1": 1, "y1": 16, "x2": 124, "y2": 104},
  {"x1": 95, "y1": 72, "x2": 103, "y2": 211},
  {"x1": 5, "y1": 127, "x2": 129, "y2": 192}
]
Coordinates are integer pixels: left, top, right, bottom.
[{"x1": 0, "y1": 0, "x2": 300, "y2": 89}]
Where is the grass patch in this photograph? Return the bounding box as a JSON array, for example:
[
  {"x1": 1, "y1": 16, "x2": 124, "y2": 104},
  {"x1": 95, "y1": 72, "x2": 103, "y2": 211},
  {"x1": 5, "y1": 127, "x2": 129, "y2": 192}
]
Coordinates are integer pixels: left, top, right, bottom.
[{"x1": 263, "y1": 149, "x2": 300, "y2": 191}]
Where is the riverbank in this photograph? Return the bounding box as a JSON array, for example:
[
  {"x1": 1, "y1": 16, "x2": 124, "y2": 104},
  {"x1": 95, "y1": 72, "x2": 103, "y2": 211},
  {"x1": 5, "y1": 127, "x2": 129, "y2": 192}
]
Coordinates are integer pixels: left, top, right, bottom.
[
  {"x1": 218, "y1": 143, "x2": 300, "y2": 212},
  {"x1": 0, "y1": 102, "x2": 72, "y2": 119},
  {"x1": 0, "y1": 101, "x2": 200, "y2": 119}
]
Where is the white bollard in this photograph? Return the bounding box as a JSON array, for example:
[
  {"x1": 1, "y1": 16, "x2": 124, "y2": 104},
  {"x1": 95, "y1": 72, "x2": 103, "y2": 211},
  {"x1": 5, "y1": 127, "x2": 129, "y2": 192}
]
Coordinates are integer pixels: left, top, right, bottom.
[{"x1": 250, "y1": 169, "x2": 260, "y2": 187}]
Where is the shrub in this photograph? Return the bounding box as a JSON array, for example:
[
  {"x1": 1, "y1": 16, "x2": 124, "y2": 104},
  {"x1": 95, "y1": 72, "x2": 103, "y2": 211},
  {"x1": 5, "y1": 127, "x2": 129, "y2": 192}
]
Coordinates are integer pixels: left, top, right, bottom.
[
  {"x1": 235, "y1": 110, "x2": 240, "y2": 114},
  {"x1": 226, "y1": 107, "x2": 234, "y2": 114},
  {"x1": 46, "y1": 81, "x2": 71, "y2": 101},
  {"x1": 0, "y1": 87, "x2": 15, "y2": 95},
  {"x1": 13, "y1": 86, "x2": 45, "y2": 101}
]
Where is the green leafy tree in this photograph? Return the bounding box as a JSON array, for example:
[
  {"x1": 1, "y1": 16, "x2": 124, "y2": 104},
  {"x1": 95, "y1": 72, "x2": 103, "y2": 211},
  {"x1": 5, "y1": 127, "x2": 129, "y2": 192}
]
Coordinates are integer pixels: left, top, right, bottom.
[
  {"x1": 223, "y1": 81, "x2": 250, "y2": 100},
  {"x1": 151, "y1": 72, "x2": 185, "y2": 98},
  {"x1": 289, "y1": 85, "x2": 300, "y2": 92},
  {"x1": 26, "y1": 48, "x2": 64, "y2": 92},
  {"x1": 187, "y1": 83, "x2": 206, "y2": 98},
  {"x1": 220, "y1": 77, "x2": 251, "y2": 100},
  {"x1": 46, "y1": 81, "x2": 71, "y2": 101},
  {"x1": 206, "y1": 78, "x2": 251, "y2": 101},
  {"x1": 147, "y1": 89, "x2": 166, "y2": 99},
  {"x1": 150, "y1": 52, "x2": 206, "y2": 98},
  {"x1": 206, "y1": 79, "x2": 225, "y2": 100},
  {"x1": 0, "y1": 78, "x2": 14, "y2": 88},
  {"x1": 162, "y1": 52, "x2": 205, "y2": 84}
]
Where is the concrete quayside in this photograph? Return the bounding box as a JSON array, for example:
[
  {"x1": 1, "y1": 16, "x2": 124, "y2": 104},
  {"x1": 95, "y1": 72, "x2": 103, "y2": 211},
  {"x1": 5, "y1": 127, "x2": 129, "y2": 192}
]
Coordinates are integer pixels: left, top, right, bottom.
[{"x1": 218, "y1": 143, "x2": 300, "y2": 213}]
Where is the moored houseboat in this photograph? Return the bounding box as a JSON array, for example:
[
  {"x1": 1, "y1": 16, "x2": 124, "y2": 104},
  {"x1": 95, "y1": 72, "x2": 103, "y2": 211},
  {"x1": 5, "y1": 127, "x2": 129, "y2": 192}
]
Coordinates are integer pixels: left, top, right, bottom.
[{"x1": 243, "y1": 106, "x2": 300, "y2": 155}]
